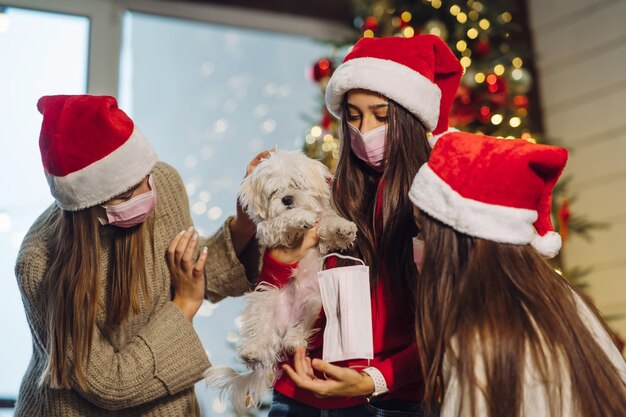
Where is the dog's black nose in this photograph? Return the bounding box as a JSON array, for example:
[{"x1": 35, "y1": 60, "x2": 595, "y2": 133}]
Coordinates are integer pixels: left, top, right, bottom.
[{"x1": 281, "y1": 196, "x2": 294, "y2": 207}]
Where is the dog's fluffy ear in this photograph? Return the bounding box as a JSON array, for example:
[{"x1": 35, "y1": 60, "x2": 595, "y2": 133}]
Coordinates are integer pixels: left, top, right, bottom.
[
  {"x1": 300, "y1": 155, "x2": 333, "y2": 200},
  {"x1": 238, "y1": 174, "x2": 268, "y2": 222}
]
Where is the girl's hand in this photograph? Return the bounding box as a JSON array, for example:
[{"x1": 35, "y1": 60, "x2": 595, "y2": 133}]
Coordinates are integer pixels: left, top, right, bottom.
[
  {"x1": 282, "y1": 348, "x2": 375, "y2": 398},
  {"x1": 269, "y1": 225, "x2": 320, "y2": 264},
  {"x1": 167, "y1": 227, "x2": 208, "y2": 321}
]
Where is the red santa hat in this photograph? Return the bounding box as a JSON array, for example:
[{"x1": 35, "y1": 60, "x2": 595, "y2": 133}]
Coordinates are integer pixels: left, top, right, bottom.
[
  {"x1": 325, "y1": 34, "x2": 463, "y2": 138},
  {"x1": 409, "y1": 131, "x2": 568, "y2": 258},
  {"x1": 37, "y1": 94, "x2": 158, "y2": 211}
]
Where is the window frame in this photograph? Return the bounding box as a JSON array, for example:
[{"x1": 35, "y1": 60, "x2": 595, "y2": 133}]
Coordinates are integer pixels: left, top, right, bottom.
[
  {"x1": 5, "y1": 0, "x2": 352, "y2": 96},
  {"x1": 1, "y1": 0, "x2": 351, "y2": 410}
]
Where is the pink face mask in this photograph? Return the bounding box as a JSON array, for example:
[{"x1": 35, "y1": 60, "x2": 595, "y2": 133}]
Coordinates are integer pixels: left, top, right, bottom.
[
  {"x1": 101, "y1": 175, "x2": 157, "y2": 228},
  {"x1": 412, "y1": 236, "x2": 425, "y2": 273},
  {"x1": 348, "y1": 123, "x2": 388, "y2": 172}
]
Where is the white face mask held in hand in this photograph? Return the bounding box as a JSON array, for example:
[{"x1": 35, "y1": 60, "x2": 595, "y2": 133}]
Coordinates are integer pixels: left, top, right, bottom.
[{"x1": 318, "y1": 253, "x2": 374, "y2": 363}]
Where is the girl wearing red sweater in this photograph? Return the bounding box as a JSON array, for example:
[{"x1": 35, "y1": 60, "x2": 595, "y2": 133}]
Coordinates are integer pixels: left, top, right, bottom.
[{"x1": 259, "y1": 35, "x2": 463, "y2": 416}]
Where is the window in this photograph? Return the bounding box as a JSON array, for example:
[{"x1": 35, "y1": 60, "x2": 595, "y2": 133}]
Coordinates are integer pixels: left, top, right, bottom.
[
  {"x1": 0, "y1": 6, "x2": 89, "y2": 410},
  {"x1": 122, "y1": 11, "x2": 332, "y2": 416},
  {"x1": 1, "y1": 4, "x2": 333, "y2": 414}
]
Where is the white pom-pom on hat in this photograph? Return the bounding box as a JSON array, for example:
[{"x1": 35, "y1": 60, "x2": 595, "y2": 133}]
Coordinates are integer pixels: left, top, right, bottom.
[{"x1": 532, "y1": 231, "x2": 562, "y2": 259}]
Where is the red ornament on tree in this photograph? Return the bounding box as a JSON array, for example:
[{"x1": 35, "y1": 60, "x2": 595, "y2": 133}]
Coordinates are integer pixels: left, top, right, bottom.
[
  {"x1": 320, "y1": 110, "x2": 333, "y2": 130},
  {"x1": 479, "y1": 105, "x2": 491, "y2": 123},
  {"x1": 486, "y1": 74, "x2": 507, "y2": 93},
  {"x1": 361, "y1": 16, "x2": 379, "y2": 33},
  {"x1": 513, "y1": 95, "x2": 529, "y2": 108},
  {"x1": 483, "y1": 74, "x2": 508, "y2": 107},
  {"x1": 474, "y1": 39, "x2": 491, "y2": 57},
  {"x1": 312, "y1": 58, "x2": 334, "y2": 83},
  {"x1": 450, "y1": 86, "x2": 479, "y2": 126}
]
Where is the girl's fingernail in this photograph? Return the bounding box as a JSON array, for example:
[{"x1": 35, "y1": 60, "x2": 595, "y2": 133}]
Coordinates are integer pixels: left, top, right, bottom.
[
  {"x1": 178, "y1": 230, "x2": 185, "y2": 236},
  {"x1": 192, "y1": 233, "x2": 198, "y2": 241},
  {"x1": 187, "y1": 226, "x2": 194, "y2": 232},
  {"x1": 202, "y1": 247, "x2": 208, "y2": 254}
]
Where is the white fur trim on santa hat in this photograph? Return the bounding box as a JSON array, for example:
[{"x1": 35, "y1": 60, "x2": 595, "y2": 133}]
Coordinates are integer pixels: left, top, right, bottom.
[
  {"x1": 46, "y1": 127, "x2": 158, "y2": 211},
  {"x1": 409, "y1": 164, "x2": 539, "y2": 245},
  {"x1": 428, "y1": 127, "x2": 459, "y2": 148},
  {"x1": 531, "y1": 231, "x2": 562, "y2": 258},
  {"x1": 325, "y1": 57, "x2": 441, "y2": 131}
]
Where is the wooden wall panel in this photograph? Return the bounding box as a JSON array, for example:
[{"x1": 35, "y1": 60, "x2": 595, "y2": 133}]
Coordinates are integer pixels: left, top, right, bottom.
[
  {"x1": 568, "y1": 175, "x2": 626, "y2": 221},
  {"x1": 564, "y1": 222, "x2": 626, "y2": 266},
  {"x1": 541, "y1": 42, "x2": 626, "y2": 110},
  {"x1": 530, "y1": 0, "x2": 608, "y2": 28},
  {"x1": 544, "y1": 87, "x2": 626, "y2": 143},
  {"x1": 568, "y1": 134, "x2": 626, "y2": 186},
  {"x1": 534, "y1": 0, "x2": 626, "y2": 67},
  {"x1": 528, "y1": 0, "x2": 626, "y2": 342}
]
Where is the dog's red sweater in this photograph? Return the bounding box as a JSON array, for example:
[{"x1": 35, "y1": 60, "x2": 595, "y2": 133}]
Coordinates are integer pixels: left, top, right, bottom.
[{"x1": 257, "y1": 190, "x2": 424, "y2": 409}]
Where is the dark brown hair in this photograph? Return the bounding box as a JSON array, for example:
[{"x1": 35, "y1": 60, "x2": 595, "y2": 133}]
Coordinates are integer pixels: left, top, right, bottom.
[
  {"x1": 414, "y1": 211, "x2": 626, "y2": 417},
  {"x1": 41, "y1": 207, "x2": 151, "y2": 389},
  {"x1": 331, "y1": 94, "x2": 430, "y2": 298}
]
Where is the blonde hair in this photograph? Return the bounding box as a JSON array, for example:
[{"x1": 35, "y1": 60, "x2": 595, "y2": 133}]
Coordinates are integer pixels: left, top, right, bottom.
[{"x1": 40, "y1": 207, "x2": 151, "y2": 389}]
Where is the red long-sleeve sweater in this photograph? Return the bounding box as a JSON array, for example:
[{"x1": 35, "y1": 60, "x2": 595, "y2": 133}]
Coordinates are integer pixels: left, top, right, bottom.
[{"x1": 257, "y1": 189, "x2": 424, "y2": 409}]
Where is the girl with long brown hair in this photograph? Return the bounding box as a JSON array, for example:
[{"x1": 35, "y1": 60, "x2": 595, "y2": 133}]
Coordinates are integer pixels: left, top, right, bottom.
[
  {"x1": 14, "y1": 95, "x2": 261, "y2": 416},
  {"x1": 253, "y1": 35, "x2": 463, "y2": 416},
  {"x1": 409, "y1": 131, "x2": 626, "y2": 417}
]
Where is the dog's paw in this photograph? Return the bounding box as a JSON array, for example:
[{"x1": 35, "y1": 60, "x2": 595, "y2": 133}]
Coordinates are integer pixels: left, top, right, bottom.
[
  {"x1": 238, "y1": 340, "x2": 279, "y2": 368},
  {"x1": 258, "y1": 211, "x2": 316, "y2": 248},
  {"x1": 282, "y1": 325, "x2": 309, "y2": 353},
  {"x1": 284, "y1": 209, "x2": 317, "y2": 231},
  {"x1": 335, "y1": 220, "x2": 358, "y2": 247},
  {"x1": 318, "y1": 217, "x2": 357, "y2": 252},
  {"x1": 317, "y1": 241, "x2": 331, "y2": 255},
  {"x1": 238, "y1": 347, "x2": 264, "y2": 365}
]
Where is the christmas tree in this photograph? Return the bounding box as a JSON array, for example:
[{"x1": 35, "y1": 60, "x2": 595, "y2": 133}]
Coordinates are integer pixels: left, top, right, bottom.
[
  {"x1": 305, "y1": 0, "x2": 543, "y2": 175},
  {"x1": 303, "y1": 0, "x2": 622, "y2": 353}
]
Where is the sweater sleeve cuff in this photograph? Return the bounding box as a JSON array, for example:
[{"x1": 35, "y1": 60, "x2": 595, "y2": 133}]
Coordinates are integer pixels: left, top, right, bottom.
[
  {"x1": 259, "y1": 250, "x2": 298, "y2": 287},
  {"x1": 371, "y1": 344, "x2": 421, "y2": 391},
  {"x1": 138, "y1": 302, "x2": 210, "y2": 395},
  {"x1": 202, "y1": 216, "x2": 253, "y2": 302},
  {"x1": 362, "y1": 366, "x2": 389, "y2": 397}
]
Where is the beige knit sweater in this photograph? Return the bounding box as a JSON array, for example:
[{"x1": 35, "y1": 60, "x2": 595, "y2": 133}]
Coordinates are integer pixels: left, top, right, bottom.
[{"x1": 14, "y1": 161, "x2": 259, "y2": 417}]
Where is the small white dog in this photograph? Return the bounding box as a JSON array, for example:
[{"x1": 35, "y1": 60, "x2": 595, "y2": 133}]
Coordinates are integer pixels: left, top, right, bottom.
[{"x1": 204, "y1": 150, "x2": 357, "y2": 413}]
